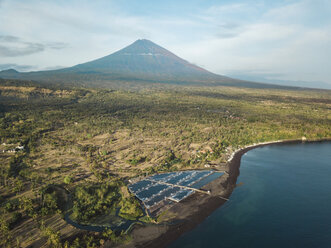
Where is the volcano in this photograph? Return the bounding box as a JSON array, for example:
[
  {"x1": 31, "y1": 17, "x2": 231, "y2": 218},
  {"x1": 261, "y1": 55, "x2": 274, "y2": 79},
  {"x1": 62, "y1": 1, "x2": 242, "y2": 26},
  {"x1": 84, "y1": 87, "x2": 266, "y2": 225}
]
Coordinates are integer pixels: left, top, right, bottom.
[
  {"x1": 0, "y1": 39, "x2": 274, "y2": 88},
  {"x1": 64, "y1": 39, "x2": 226, "y2": 82}
]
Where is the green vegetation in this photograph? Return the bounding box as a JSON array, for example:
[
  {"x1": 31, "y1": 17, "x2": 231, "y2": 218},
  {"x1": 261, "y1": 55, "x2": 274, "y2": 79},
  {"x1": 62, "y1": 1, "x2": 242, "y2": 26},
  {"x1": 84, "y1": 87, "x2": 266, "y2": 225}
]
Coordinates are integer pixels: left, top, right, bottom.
[
  {"x1": 70, "y1": 181, "x2": 143, "y2": 223},
  {"x1": 0, "y1": 78, "x2": 330, "y2": 247},
  {"x1": 118, "y1": 197, "x2": 143, "y2": 220},
  {"x1": 63, "y1": 175, "x2": 72, "y2": 185}
]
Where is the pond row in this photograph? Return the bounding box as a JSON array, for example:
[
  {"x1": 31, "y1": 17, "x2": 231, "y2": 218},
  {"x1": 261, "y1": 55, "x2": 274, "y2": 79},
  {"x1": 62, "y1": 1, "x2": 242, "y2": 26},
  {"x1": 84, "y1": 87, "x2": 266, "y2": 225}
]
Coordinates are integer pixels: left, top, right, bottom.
[{"x1": 129, "y1": 170, "x2": 223, "y2": 209}]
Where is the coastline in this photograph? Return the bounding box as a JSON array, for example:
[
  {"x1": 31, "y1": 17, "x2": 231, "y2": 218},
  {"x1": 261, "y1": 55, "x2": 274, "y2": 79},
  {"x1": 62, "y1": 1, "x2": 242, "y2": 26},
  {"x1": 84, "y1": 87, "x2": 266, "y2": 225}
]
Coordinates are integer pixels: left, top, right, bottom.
[{"x1": 119, "y1": 138, "x2": 331, "y2": 248}]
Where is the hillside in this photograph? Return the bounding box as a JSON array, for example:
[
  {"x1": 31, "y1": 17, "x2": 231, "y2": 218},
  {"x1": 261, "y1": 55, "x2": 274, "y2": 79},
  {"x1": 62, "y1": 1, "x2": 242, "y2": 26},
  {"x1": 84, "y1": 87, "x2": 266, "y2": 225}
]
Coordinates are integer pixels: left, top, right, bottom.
[
  {"x1": 0, "y1": 40, "x2": 285, "y2": 89},
  {"x1": 0, "y1": 78, "x2": 330, "y2": 247}
]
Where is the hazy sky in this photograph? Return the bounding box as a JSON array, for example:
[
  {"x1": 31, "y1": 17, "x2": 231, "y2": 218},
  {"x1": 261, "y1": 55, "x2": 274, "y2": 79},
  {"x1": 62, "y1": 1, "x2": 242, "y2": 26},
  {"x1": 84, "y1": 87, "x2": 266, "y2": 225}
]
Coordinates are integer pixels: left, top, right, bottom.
[{"x1": 0, "y1": 0, "x2": 330, "y2": 86}]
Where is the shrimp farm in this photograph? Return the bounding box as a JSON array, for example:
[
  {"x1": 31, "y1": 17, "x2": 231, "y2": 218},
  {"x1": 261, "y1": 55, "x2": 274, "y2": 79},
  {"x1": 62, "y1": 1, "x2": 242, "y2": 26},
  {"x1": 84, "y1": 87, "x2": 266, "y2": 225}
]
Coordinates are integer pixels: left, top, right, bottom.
[{"x1": 128, "y1": 170, "x2": 224, "y2": 215}]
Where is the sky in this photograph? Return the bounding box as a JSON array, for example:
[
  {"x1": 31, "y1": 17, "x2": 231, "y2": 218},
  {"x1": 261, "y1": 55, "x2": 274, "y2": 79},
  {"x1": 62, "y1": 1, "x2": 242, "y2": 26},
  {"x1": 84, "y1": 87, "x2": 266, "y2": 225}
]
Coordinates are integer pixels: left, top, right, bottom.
[{"x1": 0, "y1": 0, "x2": 331, "y2": 87}]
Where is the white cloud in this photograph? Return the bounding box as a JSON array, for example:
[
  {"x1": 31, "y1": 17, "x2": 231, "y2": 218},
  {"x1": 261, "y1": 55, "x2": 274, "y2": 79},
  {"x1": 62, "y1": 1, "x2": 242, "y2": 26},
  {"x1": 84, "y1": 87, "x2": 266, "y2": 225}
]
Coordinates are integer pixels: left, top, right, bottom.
[
  {"x1": 0, "y1": 35, "x2": 68, "y2": 57},
  {"x1": 0, "y1": 0, "x2": 330, "y2": 85},
  {"x1": 176, "y1": 1, "x2": 331, "y2": 84}
]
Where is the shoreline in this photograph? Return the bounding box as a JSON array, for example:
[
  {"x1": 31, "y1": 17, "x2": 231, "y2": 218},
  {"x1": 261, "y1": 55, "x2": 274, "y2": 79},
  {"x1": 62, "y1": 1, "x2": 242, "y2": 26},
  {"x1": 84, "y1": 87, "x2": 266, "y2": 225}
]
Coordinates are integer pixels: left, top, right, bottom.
[{"x1": 123, "y1": 138, "x2": 331, "y2": 248}]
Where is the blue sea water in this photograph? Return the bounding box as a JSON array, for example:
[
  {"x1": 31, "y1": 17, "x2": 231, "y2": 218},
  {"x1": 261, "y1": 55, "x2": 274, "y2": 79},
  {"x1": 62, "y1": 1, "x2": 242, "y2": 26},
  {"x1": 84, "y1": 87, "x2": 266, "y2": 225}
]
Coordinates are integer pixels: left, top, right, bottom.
[{"x1": 169, "y1": 142, "x2": 331, "y2": 248}]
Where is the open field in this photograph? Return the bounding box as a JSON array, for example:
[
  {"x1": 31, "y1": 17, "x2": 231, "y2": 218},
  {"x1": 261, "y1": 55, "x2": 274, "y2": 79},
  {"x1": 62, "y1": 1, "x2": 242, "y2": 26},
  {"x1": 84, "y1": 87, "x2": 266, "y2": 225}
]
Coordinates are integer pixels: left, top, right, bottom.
[{"x1": 0, "y1": 79, "x2": 330, "y2": 247}]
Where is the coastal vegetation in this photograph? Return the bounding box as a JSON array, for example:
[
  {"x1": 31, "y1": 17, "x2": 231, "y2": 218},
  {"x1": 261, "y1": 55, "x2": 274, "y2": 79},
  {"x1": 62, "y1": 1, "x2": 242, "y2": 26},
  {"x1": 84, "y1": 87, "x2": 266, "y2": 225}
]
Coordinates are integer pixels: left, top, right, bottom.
[{"x1": 0, "y1": 78, "x2": 330, "y2": 247}]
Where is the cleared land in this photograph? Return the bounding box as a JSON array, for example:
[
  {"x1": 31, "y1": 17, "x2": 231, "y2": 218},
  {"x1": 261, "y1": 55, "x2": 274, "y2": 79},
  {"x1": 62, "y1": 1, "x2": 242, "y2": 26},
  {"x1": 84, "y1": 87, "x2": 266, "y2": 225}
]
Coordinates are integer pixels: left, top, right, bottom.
[{"x1": 0, "y1": 78, "x2": 330, "y2": 247}]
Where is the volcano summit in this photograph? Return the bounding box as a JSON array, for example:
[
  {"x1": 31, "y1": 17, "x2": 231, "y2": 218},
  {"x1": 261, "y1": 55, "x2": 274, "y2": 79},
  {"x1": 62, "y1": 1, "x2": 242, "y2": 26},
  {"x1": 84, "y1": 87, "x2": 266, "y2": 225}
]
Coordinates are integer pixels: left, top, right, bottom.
[{"x1": 0, "y1": 39, "x2": 271, "y2": 88}]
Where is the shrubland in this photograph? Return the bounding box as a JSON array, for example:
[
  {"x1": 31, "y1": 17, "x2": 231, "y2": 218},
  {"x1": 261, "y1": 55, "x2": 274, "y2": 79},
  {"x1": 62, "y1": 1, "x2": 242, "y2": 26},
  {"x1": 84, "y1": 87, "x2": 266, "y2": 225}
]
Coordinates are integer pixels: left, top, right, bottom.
[{"x1": 0, "y1": 78, "x2": 330, "y2": 247}]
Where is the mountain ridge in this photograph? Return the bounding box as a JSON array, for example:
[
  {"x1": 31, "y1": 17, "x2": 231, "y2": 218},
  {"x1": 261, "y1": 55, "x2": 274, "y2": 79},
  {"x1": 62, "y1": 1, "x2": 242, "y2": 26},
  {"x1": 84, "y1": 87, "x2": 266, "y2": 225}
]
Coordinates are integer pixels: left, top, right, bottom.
[{"x1": 0, "y1": 39, "x2": 296, "y2": 89}]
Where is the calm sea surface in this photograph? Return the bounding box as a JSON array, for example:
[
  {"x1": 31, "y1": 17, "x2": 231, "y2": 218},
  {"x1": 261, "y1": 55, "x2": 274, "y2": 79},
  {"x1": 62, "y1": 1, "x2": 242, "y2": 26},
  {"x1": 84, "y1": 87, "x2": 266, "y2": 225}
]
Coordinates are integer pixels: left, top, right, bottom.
[{"x1": 169, "y1": 142, "x2": 331, "y2": 248}]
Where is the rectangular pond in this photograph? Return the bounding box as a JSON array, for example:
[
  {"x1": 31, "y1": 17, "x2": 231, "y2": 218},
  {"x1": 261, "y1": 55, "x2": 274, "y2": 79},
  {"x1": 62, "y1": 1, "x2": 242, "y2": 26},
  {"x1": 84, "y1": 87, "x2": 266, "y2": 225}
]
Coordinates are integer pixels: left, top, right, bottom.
[{"x1": 128, "y1": 170, "x2": 224, "y2": 212}]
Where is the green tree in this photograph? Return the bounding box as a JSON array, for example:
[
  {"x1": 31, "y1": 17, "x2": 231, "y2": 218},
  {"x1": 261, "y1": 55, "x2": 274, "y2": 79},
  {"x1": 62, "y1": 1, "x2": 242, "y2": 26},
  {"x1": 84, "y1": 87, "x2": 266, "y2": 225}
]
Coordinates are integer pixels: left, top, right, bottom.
[{"x1": 63, "y1": 175, "x2": 72, "y2": 185}]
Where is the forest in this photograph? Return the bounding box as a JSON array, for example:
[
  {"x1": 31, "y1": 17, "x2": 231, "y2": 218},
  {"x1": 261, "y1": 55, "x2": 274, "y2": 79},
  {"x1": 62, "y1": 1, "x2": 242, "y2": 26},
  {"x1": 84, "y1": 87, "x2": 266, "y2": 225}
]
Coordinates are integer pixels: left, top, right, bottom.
[{"x1": 0, "y1": 78, "x2": 330, "y2": 247}]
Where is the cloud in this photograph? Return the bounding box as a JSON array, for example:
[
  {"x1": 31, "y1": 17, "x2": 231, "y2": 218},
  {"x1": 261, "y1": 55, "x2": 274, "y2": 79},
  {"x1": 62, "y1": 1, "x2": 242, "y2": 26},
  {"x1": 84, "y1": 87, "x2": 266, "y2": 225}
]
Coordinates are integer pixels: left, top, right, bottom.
[
  {"x1": 263, "y1": 0, "x2": 331, "y2": 27},
  {"x1": 0, "y1": 35, "x2": 68, "y2": 57},
  {"x1": 0, "y1": 43, "x2": 44, "y2": 57},
  {"x1": 226, "y1": 69, "x2": 331, "y2": 89},
  {"x1": 0, "y1": 63, "x2": 65, "y2": 72},
  {"x1": 46, "y1": 42, "x2": 69, "y2": 50},
  {"x1": 215, "y1": 22, "x2": 244, "y2": 39},
  {"x1": 0, "y1": 63, "x2": 36, "y2": 71},
  {"x1": 0, "y1": 35, "x2": 19, "y2": 42},
  {"x1": 0, "y1": 0, "x2": 330, "y2": 85},
  {"x1": 178, "y1": 0, "x2": 331, "y2": 84},
  {"x1": 43, "y1": 65, "x2": 66, "y2": 70}
]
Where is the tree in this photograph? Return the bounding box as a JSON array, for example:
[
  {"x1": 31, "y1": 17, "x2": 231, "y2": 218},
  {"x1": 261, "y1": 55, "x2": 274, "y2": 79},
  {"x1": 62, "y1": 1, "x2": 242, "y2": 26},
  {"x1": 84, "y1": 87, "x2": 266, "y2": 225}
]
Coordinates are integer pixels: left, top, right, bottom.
[
  {"x1": 42, "y1": 227, "x2": 61, "y2": 248},
  {"x1": 63, "y1": 175, "x2": 72, "y2": 185}
]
